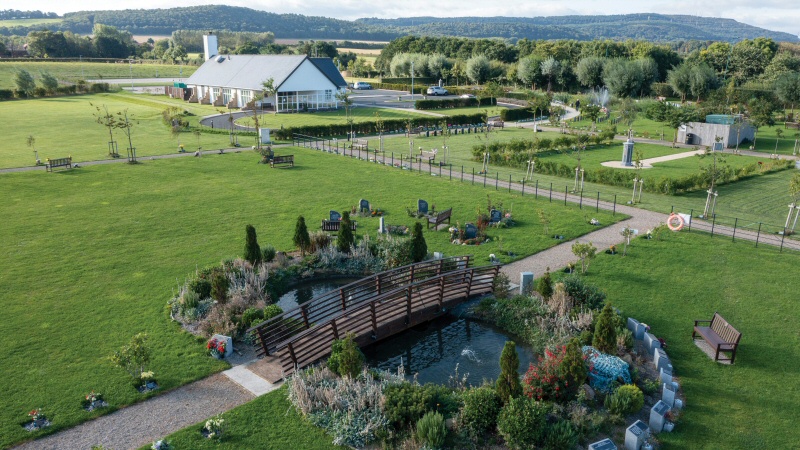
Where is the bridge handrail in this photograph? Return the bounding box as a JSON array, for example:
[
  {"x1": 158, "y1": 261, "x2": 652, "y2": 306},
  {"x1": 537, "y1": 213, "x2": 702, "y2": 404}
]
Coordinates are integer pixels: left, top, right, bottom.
[{"x1": 248, "y1": 256, "x2": 471, "y2": 355}]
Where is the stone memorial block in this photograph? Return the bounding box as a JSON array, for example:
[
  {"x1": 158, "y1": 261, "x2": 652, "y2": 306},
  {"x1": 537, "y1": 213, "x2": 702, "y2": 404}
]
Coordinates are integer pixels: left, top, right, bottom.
[
  {"x1": 379, "y1": 216, "x2": 385, "y2": 234},
  {"x1": 622, "y1": 137, "x2": 634, "y2": 166},
  {"x1": 659, "y1": 366, "x2": 673, "y2": 384},
  {"x1": 211, "y1": 334, "x2": 233, "y2": 358},
  {"x1": 433, "y1": 252, "x2": 444, "y2": 260},
  {"x1": 649, "y1": 400, "x2": 670, "y2": 433},
  {"x1": 627, "y1": 318, "x2": 645, "y2": 339},
  {"x1": 490, "y1": 209, "x2": 502, "y2": 223},
  {"x1": 329, "y1": 210, "x2": 341, "y2": 221},
  {"x1": 464, "y1": 223, "x2": 478, "y2": 239},
  {"x1": 418, "y1": 199, "x2": 429, "y2": 214},
  {"x1": 520, "y1": 272, "x2": 534, "y2": 295},
  {"x1": 643, "y1": 333, "x2": 661, "y2": 357},
  {"x1": 662, "y1": 382, "x2": 677, "y2": 408},
  {"x1": 359, "y1": 199, "x2": 370, "y2": 212},
  {"x1": 654, "y1": 348, "x2": 670, "y2": 372},
  {"x1": 626, "y1": 317, "x2": 639, "y2": 334},
  {"x1": 589, "y1": 438, "x2": 618, "y2": 450},
  {"x1": 624, "y1": 420, "x2": 649, "y2": 450}
]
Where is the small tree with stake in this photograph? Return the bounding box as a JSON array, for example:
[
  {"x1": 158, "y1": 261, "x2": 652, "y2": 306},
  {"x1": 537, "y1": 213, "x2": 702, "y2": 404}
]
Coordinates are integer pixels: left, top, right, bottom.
[
  {"x1": 91, "y1": 103, "x2": 119, "y2": 157},
  {"x1": 571, "y1": 241, "x2": 597, "y2": 274},
  {"x1": 293, "y1": 216, "x2": 311, "y2": 256},
  {"x1": 114, "y1": 109, "x2": 138, "y2": 163},
  {"x1": 26, "y1": 135, "x2": 40, "y2": 165},
  {"x1": 621, "y1": 226, "x2": 634, "y2": 256}
]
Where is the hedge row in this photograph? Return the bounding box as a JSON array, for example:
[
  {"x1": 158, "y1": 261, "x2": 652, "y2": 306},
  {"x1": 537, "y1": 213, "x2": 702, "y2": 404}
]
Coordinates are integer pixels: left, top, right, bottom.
[
  {"x1": 0, "y1": 82, "x2": 111, "y2": 101},
  {"x1": 272, "y1": 113, "x2": 487, "y2": 140},
  {"x1": 415, "y1": 97, "x2": 495, "y2": 110},
  {"x1": 500, "y1": 108, "x2": 535, "y2": 121},
  {"x1": 380, "y1": 77, "x2": 437, "y2": 85}
]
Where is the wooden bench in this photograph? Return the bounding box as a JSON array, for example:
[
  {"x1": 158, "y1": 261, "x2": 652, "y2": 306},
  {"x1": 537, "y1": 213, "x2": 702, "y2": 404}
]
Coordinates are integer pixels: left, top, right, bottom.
[
  {"x1": 321, "y1": 220, "x2": 358, "y2": 232},
  {"x1": 692, "y1": 312, "x2": 742, "y2": 364},
  {"x1": 785, "y1": 122, "x2": 800, "y2": 130},
  {"x1": 352, "y1": 139, "x2": 369, "y2": 152},
  {"x1": 406, "y1": 127, "x2": 423, "y2": 137},
  {"x1": 45, "y1": 156, "x2": 72, "y2": 172},
  {"x1": 416, "y1": 150, "x2": 437, "y2": 163},
  {"x1": 427, "y1": 207, "x2": 452, "y2": 230},
  {"x1": 270, "y1": 155, "x2": 294, "y2": 168},
  {"x1": 489, "y1": 120, "x2": 505, "y2": 129}
]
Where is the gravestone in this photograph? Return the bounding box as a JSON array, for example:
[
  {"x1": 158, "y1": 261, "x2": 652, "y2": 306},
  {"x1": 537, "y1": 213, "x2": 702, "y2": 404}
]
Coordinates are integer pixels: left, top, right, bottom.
[
  {"x1": 418, "y1": 199, "x2": 429, "y2": 215},
  {"x1": 379, "y1": 216, "x2": 385, "y2": 234},
  {"x1": 211, "y1": 334, "x2": 233, "y2": 358},
  {"x1": 520, "y1": 272, "x2": 534, "y2": 295},
  {"x1": 359, "y1": 199, "x2": 370, "y2": 212},
  {"x1": 626, "y1": 318, "x2": 645, "y2": 339},
  {"x1": 464, "y1": 223, "x2": 478, "y2": 239},
  {"x1": 649, "y1": 400, "x2": 670, "y2": 433},
  {"x1": 624, "y1": 420, "x2": 649, "y2": 450},
  {"x1": 489, "y1": 209, "x2": 502, "y2": 223},
  {"x1": 662, "y1": 382, "x2": 677, "y2": 408},
  {"x1": 433, "y1": 252, "x2": 444, "y2": 259},
  {"x1": 589, "y1": 438, "x2": 618, "y2": 450},
  {"x1": 654, "y1": 348, "x2": 670, "y2": 372},
  {"x1": 643, "y1": 333, "x2": 661, "y2": 357},
  {"x1": 329, "y1": 210, "x2": 341, "y2": 222},
  {"x1": 622, "y1": 137, "x2": 634, "y2": 166},
  {"x1": 659, "y1": 366, "x2": 673, "y2": 384}
]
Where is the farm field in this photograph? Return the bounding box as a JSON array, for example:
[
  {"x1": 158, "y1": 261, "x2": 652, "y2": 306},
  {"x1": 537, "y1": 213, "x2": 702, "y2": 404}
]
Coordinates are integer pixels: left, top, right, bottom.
[
  {"x1": 0, "y1": 18, "x2": 62, "y2": 27},
  {"x1": 0, "y1": 148, "x2": 622, "y2": 448},
  {"x1": 581, "y1": 231, "x2": 800, "y2": 449},
  {"x1": 0, "y1": 61, "x2": 197, "y2": 89}
]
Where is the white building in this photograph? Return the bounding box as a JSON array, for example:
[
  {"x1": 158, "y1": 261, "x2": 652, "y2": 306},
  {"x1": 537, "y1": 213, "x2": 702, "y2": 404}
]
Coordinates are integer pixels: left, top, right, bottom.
[{"x1": 184, "y1": 33, "x2": 347, "y2": 112}]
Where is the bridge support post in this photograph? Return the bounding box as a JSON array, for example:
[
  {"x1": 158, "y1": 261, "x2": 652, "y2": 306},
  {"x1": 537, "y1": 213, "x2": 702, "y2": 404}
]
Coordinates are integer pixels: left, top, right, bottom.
[
  {"x1": 370, "y1": 303, "x2": 378, "y2": 339},
  {"x1": 405, "y1": 286, "x2": 413, "y2": 325},
  {"x1": 287, "y1": 342, "x2": 298, "y2": 369}
]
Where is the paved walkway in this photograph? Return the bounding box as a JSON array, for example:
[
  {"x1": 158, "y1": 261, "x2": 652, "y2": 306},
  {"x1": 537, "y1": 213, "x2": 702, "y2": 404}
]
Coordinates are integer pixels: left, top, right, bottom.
[{"x1": 601, "y1": 149, "x2": 704, "y2": 169}]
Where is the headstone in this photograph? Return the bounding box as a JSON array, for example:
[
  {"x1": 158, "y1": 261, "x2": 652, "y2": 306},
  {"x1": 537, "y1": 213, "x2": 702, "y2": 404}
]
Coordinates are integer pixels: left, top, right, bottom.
[
  {"x1": 379, "y1": 216, "x2": 386, "y2": 234},
  {"x1": 520, "y1": 272, "x2": 534, "y2": 295},
  {"x1": 418, "y1": 199, "x2": 429, "y2": 214},
  {"x1": 626, "y1": 318, "x2": 645, "y2": 339},
  {"x1": 649, "y1": 400, "x2": 670, "y2": 433},
  {"x1": 625, "y1": 420, "x2": 649, "y2": 450},
  {"x1": 359, "y1": 199, "x2": 370, "y2": 212},
  {"x1": 654, "y1": 348, "x2": 670, "y2": 372},
  {"x1": 464, "y1": 223, "x2": 478, "y2": 239},
  {"x1": 259, "y1": 128, "x2": 271, "y2": 144},
  {"x1": 489, "y1": 209, "x2": 502, "y2": 223},
  {"x1": 329, "y1": 210, "x2": 341, "y2": 222},
  {"x1": 211, "y1": 334, "x2": 233, "y2": 358},
  {"x1": 713, "y1": 141, "x2": 724, "y2": 151},
  {"x1": 434, "y1": 252, "x2": 443, "y2": 260},
  {"x1": 643, "y1": 333, "x2": 661, "y2": 357},
  {"x1": 622, "y1": 137, "x2": 634, "y2": 166},
  {"x1": 589, "y1": 438, "x2": 617, "y2": 450},
  {"x1": 662, "y1": 382, "x2": 677, "y2": 408},
  {"x1": 659, "y1": 366, "x2": 673, "y2": 384}
]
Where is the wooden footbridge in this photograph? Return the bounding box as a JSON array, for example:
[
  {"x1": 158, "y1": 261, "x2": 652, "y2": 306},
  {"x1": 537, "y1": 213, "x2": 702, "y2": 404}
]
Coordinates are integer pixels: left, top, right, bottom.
[{"x1": 247, "y1": 256, "x2": 501, "y2": 377}]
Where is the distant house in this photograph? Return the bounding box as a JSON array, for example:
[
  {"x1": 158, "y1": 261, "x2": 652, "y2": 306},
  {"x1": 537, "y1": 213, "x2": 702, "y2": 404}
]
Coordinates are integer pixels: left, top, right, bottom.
[{"x1": 183, "y1": 33, "x2": 347, "y2": 112}]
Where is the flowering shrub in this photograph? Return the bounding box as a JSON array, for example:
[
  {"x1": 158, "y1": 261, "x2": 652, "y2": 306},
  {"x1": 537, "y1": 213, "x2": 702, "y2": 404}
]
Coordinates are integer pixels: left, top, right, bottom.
[
  {"x1": 203, "y1": 415, "x2": 225, "y2": 440},
  {"x1": 522, "y1": 342, "x2": 589, "y2": 403},
  {"x1": 207, "y1": 337, "x2": 227, "y2": 358}
]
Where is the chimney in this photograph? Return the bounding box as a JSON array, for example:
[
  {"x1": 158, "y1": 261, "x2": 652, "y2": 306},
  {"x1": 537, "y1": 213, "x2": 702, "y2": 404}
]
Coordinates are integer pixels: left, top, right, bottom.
[{"x1": 203, "y1": 32, "x2": 218, "y2": 61}]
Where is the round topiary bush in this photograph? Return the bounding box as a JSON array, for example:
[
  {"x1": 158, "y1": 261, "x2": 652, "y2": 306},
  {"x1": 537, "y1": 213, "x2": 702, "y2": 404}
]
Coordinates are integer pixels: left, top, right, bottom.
[
  {"x1": 416, "y1": 411, "x2": 447, "y2": 449},
  {"x1": 460, "y1": 386, "x2": 501, "y2": 438},
  {"x1": 497, "y1": 396, "x2": 548, "y2": 449},
  {"x1": 605, "y1": 384, "x2": 644, "y2": 416}
]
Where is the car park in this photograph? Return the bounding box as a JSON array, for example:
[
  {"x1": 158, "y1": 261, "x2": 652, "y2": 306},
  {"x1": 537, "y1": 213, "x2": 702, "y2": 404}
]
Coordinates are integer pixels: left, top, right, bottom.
[
  {"x1": 353, "y1": 81, "x2": 372, "y2": 90},
  {"x1": 427, "y1": 86, "x2": 448, "y2": 96}
]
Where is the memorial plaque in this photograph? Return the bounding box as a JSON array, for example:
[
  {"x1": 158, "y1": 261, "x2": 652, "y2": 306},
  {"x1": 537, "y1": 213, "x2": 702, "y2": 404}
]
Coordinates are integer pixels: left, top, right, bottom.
[
  {"x1": 589, "y1": 438, "x2": 618, "y2": 450},
  {"x1": 644, "y1": 333, "x2": 661, "y2": 357},
  {"x1": 649, "y1": 400, "x2": 670, "y2": 433},
  {"x1": 418, "y1": 199, "x2": 429, "y2": 214},
  {"x1": 520, "y1": 272, "x2": 534, "y2": 295},
  {"x1": 654, "y1": 348, "x2": 670, "y2": 372},
  {"x1": 662, "y1": 382, "x2": 677, "y2": 408},
  {"x1": 329, "y1": 210, "x2": 341, "y2": 221},
  {"x1": 659, "y1": 366, "x2": 673, "y2": 384},
  {"x1": 625, "y1": 420, "x2": 649, "y2": 450}
]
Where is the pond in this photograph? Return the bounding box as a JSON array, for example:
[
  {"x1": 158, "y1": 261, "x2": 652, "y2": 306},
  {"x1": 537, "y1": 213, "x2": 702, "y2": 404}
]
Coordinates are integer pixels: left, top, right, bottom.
[
  {"x1": 364, "y1": 312, "x2": 537, "y2": 386},
  {"x1": 276, "y1": 277, "x2": 360, "y2": 312}
]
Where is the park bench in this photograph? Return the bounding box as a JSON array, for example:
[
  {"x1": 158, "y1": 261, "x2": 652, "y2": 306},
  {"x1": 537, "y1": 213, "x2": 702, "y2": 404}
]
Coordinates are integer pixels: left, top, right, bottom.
[
  {"x1": 270, "y1": 155, "x2": 294, "y2": 168},
  {"x1": 45, "y1": 156, "x2": 73, "y2": 172},
  {"x1": 489, "y1": 120, "x2": 505, "y2": 129},
  {"x1": 427, "y1": 207, "x2": 452, "y2": 230},
  {"x1": 406, "y1": 127, "x2": 423, "y2": 137},
  {"x1": 352, "y1": 139, "x2": 369, "y2": 152},
  {"x1": 785, "y1": 122, "x2": 800, "y2": 130},
  {"x1": 321, "y1": 219, "x2": 358, "y2": 232},
  {"x1": 416, "y1": 149, "x2": 437, "y2": 163},
  {"x1": 692, "y1": 312, "x2": 742, "y2": 364}
]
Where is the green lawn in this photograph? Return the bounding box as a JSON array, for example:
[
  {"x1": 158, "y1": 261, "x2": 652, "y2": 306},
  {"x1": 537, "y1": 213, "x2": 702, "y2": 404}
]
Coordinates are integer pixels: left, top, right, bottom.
[
  {"x1": 0, "y1": 18, "x2": 62, "y2": 27},
  {"x1": 236, "y1": 105, "x2": 429, "y2": 130},
  {"x1": 581, "y1": 232, "x2": 800, "y2": 449},
  {"x1": 0, "y1": 148, "x2": 622, "y2": 449},
  {"x1": 0, "y1": 61, "x2": 197, "y2": 89},
  {"x1": 139, "y1": 386, "x2": 343, "y2": 450}
]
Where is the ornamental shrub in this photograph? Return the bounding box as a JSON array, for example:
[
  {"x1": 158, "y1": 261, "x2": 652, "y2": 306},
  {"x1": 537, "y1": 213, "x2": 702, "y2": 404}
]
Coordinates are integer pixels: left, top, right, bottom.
[
  {"x1": 241, "y1": 307, "x2": 264, "y2": 328},
  {"x1": 211, "y1": 271, "x2": 229, "y2": 303},
  {"x1": 497, "y1": 396, "x2": 548, "y2": 449},
  {"x1": 293, "y1": 216, "x2": 311, "y2": 256},
  {"x1": 244, "y1": 224, "x2": 262, "y2": 265},
  {"x1": 496, "y1": 341, "x2": 522, "y2": 404},
  {"x1": 561, "y1": 275, "x2": 606, "y2": 310},
  {"x1": 522, "y1": 345, "x2": 582, "y2": 403},
  {"x1": 327, "y1": 333, "x2": 365, "y2": 378},
  {"x1": 416, "y1": 411, "x2": 447, "y2": 449},
  {"x1": 410, "y1": 222, "x2": 427, "y2": 262},
  {"x1": 593, "y1": 302, "x2": 618, "y2": 354},
  {"x1": 384, "y1": 383, "x2": 457, "y2": 430},
  {"x1": 559, "y1": 338, "x2": 588, "y2": 399},
  {"x1": 263, "y1": 304, "x2": 283, "y2": 321},
  {"x1": 543, "y1": 419, "x2": 579, "y2": 450},
  {"x1": 605, "y1": 384, "x2": 644, "y2": 416},
  {"x1": 189, "y1": 277, "x2": 212, "y2": 299},
  {"x1": 536, "y1": 267, "x2": 553, "y2": 299},
  {"x1": 460, "y1": 386, "x2": 501, "y2": 438},
  {"x1": 337, "y1": 212, "x2": 355, "y2": 253},
  {"x1": 261, "y1": 244, "x2": 276, "y2": 263}
]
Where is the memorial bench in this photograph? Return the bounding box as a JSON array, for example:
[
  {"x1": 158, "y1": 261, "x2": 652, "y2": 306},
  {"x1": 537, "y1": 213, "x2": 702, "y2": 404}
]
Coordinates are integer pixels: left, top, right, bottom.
[
  {"x1": 270, "y1": 155, "x2": 294, "y2": 168},
  {"x1": 45, "y1": 156, "x2": 73, "y2": 172},
  {"x1": 692, "y1": 312, "x2": 742, "y2": 364},
  {"x1": 416, "y1": 149, "x2": 437, "y2": 163},
  {"x1": 321, "y1": 220, "x2": 358, "y2": 232},
  {"x1": 785, "y1": 122, "x2": 800, "y2": 130},
  {"x1": 427, "y1": 207, "x2": 452, "y2": 230},
  {"x1": 406, "y1": 127, "x2": 423, "y2": 137},
  {"x1": 352, "y1": 139, "x2": 369, "y2": 152}
]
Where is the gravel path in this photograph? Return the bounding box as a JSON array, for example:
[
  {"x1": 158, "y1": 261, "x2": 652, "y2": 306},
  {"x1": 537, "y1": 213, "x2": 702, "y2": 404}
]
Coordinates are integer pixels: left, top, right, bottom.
[{"x1": 15, "y1": 374, "x2": 254, "y2": 450}]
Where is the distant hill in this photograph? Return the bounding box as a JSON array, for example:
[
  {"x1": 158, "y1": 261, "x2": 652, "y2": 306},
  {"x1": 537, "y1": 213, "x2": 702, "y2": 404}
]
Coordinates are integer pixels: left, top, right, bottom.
[{"x1": 1, "y1": 7, "x2": 797, "y2": 43}]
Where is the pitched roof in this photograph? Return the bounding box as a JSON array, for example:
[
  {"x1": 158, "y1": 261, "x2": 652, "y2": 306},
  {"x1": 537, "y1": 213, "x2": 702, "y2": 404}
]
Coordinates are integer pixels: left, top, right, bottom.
[
  {"x1": 310, "y1": 58, "x2": 347, "y2": 88},
  {"x1": 185, "y1": 54, "x2": 310, "y2": 91}
]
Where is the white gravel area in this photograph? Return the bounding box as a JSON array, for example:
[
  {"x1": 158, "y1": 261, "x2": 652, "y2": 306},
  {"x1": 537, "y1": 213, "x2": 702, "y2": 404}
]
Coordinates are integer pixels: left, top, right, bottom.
[{"x1": 14, "y1": 373, "x2": 254, "y2": 450}]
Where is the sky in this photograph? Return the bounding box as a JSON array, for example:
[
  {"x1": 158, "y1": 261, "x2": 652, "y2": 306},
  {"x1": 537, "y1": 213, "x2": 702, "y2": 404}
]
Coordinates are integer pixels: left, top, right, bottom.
[{"x1": 5, "y1": 0, "x2": 800, "y2": 36}]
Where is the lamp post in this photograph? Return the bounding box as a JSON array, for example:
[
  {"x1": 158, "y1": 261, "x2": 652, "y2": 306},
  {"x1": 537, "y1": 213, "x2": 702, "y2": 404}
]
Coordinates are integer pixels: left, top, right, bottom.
[
  {"x1": 129, "y1": 59, "x2": 134, "y2": 91},
  {"x1": 411, "y1": 61, "x2": 415, "y2": 102}
]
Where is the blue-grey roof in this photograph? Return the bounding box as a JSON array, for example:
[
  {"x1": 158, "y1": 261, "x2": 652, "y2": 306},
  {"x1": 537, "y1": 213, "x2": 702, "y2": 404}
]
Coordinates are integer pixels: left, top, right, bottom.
[
  {"x1": 310, "y1": 58, "x2": 348, "y2": 88},
  {"x1": 186, "y1": 54, "x2": 332, "y2": 91}
]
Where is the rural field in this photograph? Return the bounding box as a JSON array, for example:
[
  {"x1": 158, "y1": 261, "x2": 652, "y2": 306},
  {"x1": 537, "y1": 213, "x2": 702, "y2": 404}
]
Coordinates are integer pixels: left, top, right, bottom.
[
  {"x1": 0, "y1": 148, "x2": 621, "y2": 448},
  {"x1": 0, "y1": 61, "x2": 197, "y2": 89}
]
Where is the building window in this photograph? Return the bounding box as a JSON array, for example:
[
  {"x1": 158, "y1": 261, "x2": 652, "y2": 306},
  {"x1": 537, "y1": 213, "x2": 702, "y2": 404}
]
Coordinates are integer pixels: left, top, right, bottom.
[
  {"x1": 325, "y1": 90, "x2": 333, "y2": 101},
  {"x1": 222, "y1": 88, "x2": 232, "y2": 104},
  {"x1": 241, "y1": 90, "x2": 252, "y2": 105},
  {"x1": 212, "y1": 87, "x2": 220, "y2": 101}
]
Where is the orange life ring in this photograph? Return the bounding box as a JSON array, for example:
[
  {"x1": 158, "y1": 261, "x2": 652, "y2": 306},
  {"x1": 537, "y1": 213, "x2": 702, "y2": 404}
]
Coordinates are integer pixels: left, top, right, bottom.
[{"x1": 667, "y1": 213, "x2": 685, "y2": 231}]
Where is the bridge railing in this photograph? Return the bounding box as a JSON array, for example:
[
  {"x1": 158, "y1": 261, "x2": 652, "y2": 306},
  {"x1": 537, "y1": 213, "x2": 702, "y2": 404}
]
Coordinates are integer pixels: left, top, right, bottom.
[
  {"x1": 248, "y1": 256, "x2": 472, "y2": 357},
  {"x1": 278, "y1": 264, "x2": 500, "y2": 375}
]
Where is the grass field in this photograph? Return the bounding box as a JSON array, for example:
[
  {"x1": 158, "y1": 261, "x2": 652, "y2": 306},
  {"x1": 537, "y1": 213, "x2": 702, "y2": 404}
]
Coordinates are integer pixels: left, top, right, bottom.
[
  {"x1": 0, "y1": 18, "x2": 62, "y2": 27},
  {"x1": 138, "y1": 386, "x2": 342, "y2": 450},
  {"x1": 236, "y1": 105, "x2": 429, "y2": 129},
  {"x1": 0, "y1": 61, "x2": 197, "y2": 89},
  {"x1": 578, "y1": 231, "x2": 800, "y2": 449},
  {"x1": 0, "y1": 148, "x2": 621, "y2": 449}
]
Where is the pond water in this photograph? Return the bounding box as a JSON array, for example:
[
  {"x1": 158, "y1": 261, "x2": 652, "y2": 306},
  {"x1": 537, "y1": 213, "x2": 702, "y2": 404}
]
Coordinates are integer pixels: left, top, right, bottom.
[
  {"x1": 364, "y1": 313, "x2": 538, "y2": 386},
  {"x1": 276, "y1": 277, "x2": 359, "y2": 312}
]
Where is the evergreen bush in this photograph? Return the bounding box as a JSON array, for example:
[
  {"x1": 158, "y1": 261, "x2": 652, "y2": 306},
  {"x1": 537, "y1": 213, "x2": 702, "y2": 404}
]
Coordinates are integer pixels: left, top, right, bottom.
[
  {"x1": 605, "y1": 384, "x2": 644, "y2": 415},
  {"x1": 293, "y1": 216, "x2": 311, "y2": 256},
  {"x1": 460, "y1": 386, "x2": 501, "y2": 438},
  {"x1": 337, "y1": 212, "x2": 355, "y2": 253},
  {"x1": 327, "y1": 333, "x2": 365, "y2": 378},
  {"x1": 536, "y1": 267, "x2": 553, "y2": 299},
  {"x1": 210, "y1": 271, "x2": 229, "y2": 303},
  {"x1": 497, "y1": 396, "x2": 548, "y2": 449},
  {"x1": 561, "y1": 275, "x2": 606, "y2": 310},
  {"x1": 410, "y1": 222, "x2": 427, "y2": 262},
  {"x1": 384, "y1": 383, "x2": 458, "y2": 429},
  {"x1": 244, "y1": 224, "x2": 262, "y2": 265},
  {"x1": 593, "y1": 302, "x2": 618, "y2": 354},
  {"x1": 416, "y1": 411, "x2": 447, "y2": 449},
  {"x1": 261, "y1": 245, "x2": 276, "y2": 263},
  {"x1": 543, "y1": 420, "x2": 579, "y2": 450},
  {"x1": 496, "y1": 341, "x2": 522, "y2": 404}
]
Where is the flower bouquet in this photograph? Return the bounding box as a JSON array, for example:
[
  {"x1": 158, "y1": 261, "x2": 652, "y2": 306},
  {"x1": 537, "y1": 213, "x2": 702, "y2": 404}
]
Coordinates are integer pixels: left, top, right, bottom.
[
  {"x1": 81, "y1": 391, "x2": 108, "y2": 411},
  {"x1": 136, "y1": 371, "x2": 159, "y2": 392},
  {"x1": 151, "y1": 439, "x2": 172, "y2": 450},
  {"x1": 207, "y1": 337, "x2": 227, "y2": 359},
  {"x1": 202, "y1": 415, "x2": 225, "y2": 441},
  {"x1": 23, "y1": 408, "x2": 50, "y2": 431}
]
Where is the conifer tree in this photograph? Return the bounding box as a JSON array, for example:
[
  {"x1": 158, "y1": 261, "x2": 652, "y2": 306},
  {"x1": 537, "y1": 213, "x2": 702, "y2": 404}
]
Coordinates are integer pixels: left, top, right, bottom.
[
  {"x1": 496, "y1": 340, "x2": 522, "y2": 404},
  {"x1": 244, "y1": 224, "x2": 262, "y2": 265},
  {"x1": 593, "y1": 302, "x2": 618, "y2": 354},
  {"x1": 559, "y1": 338, "x2": 588, "y2": 400},
  {"x1": 337, "y1": 212, "x2": 354, "y2": 253},
  {"x1": 410, "y1": 222, "x2": 427, "y2": 262},
  {"x1": 293, "y1": 216, "x2": 311, "y2": 256},
  {"x1": 536, "y1": 267, "x2": 553, "y2": 298}
]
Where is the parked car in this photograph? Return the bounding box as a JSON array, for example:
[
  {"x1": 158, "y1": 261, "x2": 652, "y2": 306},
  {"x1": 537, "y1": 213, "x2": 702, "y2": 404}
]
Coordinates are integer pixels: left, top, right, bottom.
[
  {"x1": 353, "y1": 81, "x2": 372, "y2": 90},
  {"x1": 460, "y1": 93, "x2": 476, "y2": 99},
  {"x1": 427, "y1": 86, "x2": 448, "y2": 96}
]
